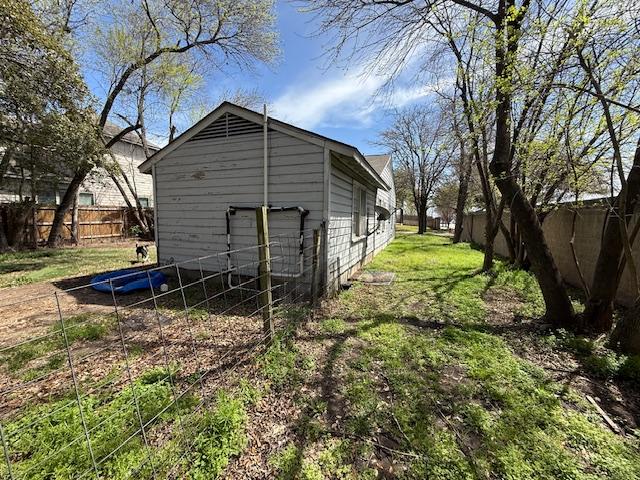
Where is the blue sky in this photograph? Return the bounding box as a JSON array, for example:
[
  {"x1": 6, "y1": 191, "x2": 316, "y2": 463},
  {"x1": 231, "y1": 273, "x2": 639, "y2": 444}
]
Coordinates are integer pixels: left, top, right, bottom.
[
  {"x1": 254, "y1": 2, "x2": 436, "y2": 153},
  {"x1": 86, "y1": 1, "x2": 438, "y2": 153}
]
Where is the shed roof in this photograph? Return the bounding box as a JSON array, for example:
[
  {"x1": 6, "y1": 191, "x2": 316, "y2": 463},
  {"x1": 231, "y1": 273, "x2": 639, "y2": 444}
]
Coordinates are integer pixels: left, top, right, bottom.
[{"x1": 138, "y1": 102, "x2": 390, "y2": 190}]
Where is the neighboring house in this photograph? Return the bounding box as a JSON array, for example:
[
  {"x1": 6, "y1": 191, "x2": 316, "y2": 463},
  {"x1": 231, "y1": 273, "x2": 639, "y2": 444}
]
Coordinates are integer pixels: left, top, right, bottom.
[
  {"x1": 0, "y1": 123, "x2": 158, "y2": 207},
  {"x1": 139, "y1": 102, "x2": 396, "y2": 294}
]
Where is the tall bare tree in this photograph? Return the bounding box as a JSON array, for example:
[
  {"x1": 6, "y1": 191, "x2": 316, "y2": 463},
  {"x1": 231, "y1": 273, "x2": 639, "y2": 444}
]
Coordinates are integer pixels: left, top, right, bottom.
[
  {"x1": 378, "y1": 106, "x2": 451, "y2": 234},
  {"x1": 45, "y1": 0, "x2": 279, "y2": 246},
  {"x1": 301, "y1": 0, "x2": 581, "y2": 326}
]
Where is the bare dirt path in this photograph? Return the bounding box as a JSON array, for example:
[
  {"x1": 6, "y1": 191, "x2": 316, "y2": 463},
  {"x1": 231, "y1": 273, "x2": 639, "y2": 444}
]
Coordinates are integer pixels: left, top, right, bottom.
[{"x1": 0, "y1": 274, "x2": 145, "y2": 348}]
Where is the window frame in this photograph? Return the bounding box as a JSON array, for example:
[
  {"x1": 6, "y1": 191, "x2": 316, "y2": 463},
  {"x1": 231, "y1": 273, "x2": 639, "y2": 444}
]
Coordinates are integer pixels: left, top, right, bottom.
[
  {"x1": 37, "y1": 187, "x2": 59, "y2": 205},
  {"x1": 352, "y1": 181, "x2": 368, "y2": 242},
  {"x1": 78, "y1": 192, "x2": 95, "y2": 206},
  {"x1": 138, "y1": 197, "x2": 150, "y2": 208}
]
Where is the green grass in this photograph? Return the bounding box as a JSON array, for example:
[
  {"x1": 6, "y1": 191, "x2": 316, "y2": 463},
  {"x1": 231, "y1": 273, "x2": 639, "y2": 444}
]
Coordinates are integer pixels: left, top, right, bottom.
[
  {"x1": 0, "y1": 365, "x2": 254, "y2": 479},
  {"x1": 270, "y1": 229, "x2": 640, "y2": 479},
  {"x1": 0, "y1": 245, "x2": 156, "y2": 288},
  {"x1": 2, "y1": 367, "x2": 194, "y2": 479}
]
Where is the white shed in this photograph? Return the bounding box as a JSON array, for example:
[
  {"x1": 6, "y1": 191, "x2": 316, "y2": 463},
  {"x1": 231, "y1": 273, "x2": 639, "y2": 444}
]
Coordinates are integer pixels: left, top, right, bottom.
[{"x1": 139, "y1": 102, "x2": 395, "y2": 294}]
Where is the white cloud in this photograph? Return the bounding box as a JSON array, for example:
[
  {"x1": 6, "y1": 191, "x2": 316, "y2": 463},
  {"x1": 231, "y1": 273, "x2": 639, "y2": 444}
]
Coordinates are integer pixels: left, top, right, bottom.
[
  {"x1": 270, "y1": 61, "x2": 444, "y2": 130},
  {"x1": 271, "y1": 68, "x2": 382, "y2": 129}
]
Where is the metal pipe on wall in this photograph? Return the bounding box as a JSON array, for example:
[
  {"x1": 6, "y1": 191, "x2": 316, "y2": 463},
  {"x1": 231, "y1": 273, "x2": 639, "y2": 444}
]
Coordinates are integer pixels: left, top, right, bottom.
[{"x1": 225, "y1": 206, "x2": 310, "y2": 287}]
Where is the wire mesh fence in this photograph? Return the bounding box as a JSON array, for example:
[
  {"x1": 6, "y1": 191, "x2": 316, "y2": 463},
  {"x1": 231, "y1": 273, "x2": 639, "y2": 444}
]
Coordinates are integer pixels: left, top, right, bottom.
[{"x1": 0, "y1": 223, "x2": 322, "y2": 479}]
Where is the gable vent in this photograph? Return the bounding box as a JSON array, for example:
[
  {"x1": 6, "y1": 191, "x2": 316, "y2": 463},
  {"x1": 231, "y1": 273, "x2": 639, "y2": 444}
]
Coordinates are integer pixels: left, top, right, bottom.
[{"x1": 188, "y1": 113, "x2": 265, "y2": 142}]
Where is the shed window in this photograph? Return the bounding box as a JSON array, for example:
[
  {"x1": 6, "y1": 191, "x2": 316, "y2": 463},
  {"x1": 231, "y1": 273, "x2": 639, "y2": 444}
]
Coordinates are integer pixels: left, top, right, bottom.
[
  {"x1": 79, "y1": 192, "x2": 95, "y2": 206},
  {"x1": 352, "y1": 183, "x2": 367, "y2": 238},
  {"x1": 138, "y1": 197, "x2": 149, "y2": 208}
]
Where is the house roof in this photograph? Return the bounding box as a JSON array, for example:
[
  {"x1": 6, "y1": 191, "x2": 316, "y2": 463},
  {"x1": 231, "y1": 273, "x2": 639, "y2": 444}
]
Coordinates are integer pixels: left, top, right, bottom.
[
  {"x1": 138, "y1": 102, "x2": 390, "y2": 190},
  {"x1": 364, "y1": 154, "x2": 391, "y2": 176},
  {"x1": 103, "y1": 122, "x2": 161, "y2": 151}
]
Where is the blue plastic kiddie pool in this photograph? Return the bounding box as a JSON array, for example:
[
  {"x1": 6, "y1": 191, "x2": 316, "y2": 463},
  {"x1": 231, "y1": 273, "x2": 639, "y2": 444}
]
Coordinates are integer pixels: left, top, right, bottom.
[{"x1": 91, "y1": 269, "x2": 166, "y2": 294}]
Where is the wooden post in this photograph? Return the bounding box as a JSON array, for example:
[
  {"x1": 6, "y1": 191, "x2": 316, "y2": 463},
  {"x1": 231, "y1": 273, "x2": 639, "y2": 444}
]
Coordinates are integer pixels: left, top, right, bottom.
[
  {"x1": 310, "y1": 228, "x2": 322, "y2": 306},
  {"x1": 256, "y1": 206, "x2": 274, "y2": 342},
  {"x1": 31, "y1": 203, "x2": 38, "y2": 248}
]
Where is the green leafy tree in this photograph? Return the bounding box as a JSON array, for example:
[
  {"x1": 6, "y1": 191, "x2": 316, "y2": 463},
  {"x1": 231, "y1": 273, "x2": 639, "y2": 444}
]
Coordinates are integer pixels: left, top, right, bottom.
[{"x1": 0, "y1": 0, "x2": 104, "y2": 248}]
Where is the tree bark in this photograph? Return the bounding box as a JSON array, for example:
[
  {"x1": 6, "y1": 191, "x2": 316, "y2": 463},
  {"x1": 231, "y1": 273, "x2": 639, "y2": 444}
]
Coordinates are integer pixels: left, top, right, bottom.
[
  {"x1": 453, "y1": 155, "x2": 472, "y2": 243},
  {"x1": 71, "y1": 191, "x2": 79, "y2": 245},
  {"x1": 583, "y1": 141, "x2": 640, "y2": 332},
  {"x1": 609, "y1": 301, "x2": 640, "y2": 354},
  {"x1": 47, "y1": 170, "x2": 87, "y2": 247},
  {"x1": 417, "y1": 207, "x2": 426, "y2": 234},
  {"x1": 488, "y1": 2, "x2": 575, "y2": 327},
  {"x1": 483, "y1": 208, "x2": 495, "y2": 271}
]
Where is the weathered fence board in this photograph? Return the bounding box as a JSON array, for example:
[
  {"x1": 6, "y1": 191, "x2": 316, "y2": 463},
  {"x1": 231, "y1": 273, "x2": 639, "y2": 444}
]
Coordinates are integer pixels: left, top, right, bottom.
[{"x1": 1, "y1": 204, "x2": 154, "y2": 245}]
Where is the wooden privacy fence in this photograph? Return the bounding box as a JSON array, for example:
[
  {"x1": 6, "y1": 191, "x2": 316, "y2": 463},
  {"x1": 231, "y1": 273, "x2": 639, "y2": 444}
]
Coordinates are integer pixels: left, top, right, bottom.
[
  {"x1": 1, "y1": 203, "x2": 154, "y2": 245},
  {"x1": 399, "y1": 214, "x2": 441, "y2": 230},
  {"x1": 37, "y1": 206, "x2": 126, "y2": 241}
]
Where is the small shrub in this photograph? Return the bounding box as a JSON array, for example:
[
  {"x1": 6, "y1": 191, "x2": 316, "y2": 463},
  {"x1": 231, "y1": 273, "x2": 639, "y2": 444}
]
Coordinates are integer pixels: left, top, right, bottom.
[
  {"x1": 138, "y1": 365, "x2": 177, "y2": 385},
  {"x1": 129, "y1": 225, "x2": 143, "y2": 238},
  {"x1": 270, "y1": 444, "x2": 302, "y2": 480},
  {"x1": 260, "y1": 336, "x2": 298, "y2": 389},
  {"x1": 557, "y1": 330, "x2": 596, "y2": 355},
  {"x1": 321, "y1": 318, "x2": 347, "y2": 334},
  {"x1": 4, "y1": 371, "x2": 179, "y2": 479},
  {"x1": 584, "y1": 351, "x2": 624, "y2": 379},
  {"x1": 618, "y1": 355, "x2": 640, "y2": 382}
]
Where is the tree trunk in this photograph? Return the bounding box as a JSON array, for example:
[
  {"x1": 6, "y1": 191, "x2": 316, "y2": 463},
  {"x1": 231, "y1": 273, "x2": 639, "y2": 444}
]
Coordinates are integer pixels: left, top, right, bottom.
[
  {"x1": 108, "y1": 171, "x2": 150, "y2": 235},
  {"x1": 483, "y1": 209, "x2": 495, "y2": 271},
  {"x1": 47, "y1": 170, "x2": 87, "y2": 247},
  {"x1": 0, "y1": 206, "x2": 8, "y2": 250},
  {"x1": 609, "y1": 302, "x2": 640, "y2": 354},
  {"x1": 583, "y1": 141, "x2": 640, "y2": 333},
  {"x1": 71, "y1": 191, "x2": 79, "y2": 245},
  {"x1": 453, "y1": 159, "x2": 472, "y2": 243},
  {"x1": 31, "y1": 204, "x2": 38, "y2": 248},
  {"x1": 118, "y1": 169, "x2": 150, "y2": 234},
  {"x1": 493, "y1": 175, "x2": 575, "y2": 325},
  {"x1": 417, "y1": 211, "x2": 425, "y2": 234},
  {"x1": 9, "y1": 201, "x2": 34, "y2": 248},
  {"x1": 489, "y1": 14, "x2": 575, "y2": 327},
  {"x1": 498, "y1": 219, "x2": 515, "y2": 263},
  {"x1": 417, "y1": 202, "x2": 428, "y2": 234}
]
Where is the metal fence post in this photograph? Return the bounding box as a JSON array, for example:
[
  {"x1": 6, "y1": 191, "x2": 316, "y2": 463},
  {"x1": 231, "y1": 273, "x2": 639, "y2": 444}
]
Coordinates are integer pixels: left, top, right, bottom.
[
  {"x1": 310, "y1": 228, "x2": 322, "y2": 306},
  {"x1": 256, "y1": 206, "x2": 274, "y2": 342}
]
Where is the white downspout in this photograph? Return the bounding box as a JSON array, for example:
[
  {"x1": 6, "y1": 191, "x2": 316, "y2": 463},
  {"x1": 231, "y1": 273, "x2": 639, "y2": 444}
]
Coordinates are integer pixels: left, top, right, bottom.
[{"x1": 263, "y1": 104, "x2": 268, "y2": 206}]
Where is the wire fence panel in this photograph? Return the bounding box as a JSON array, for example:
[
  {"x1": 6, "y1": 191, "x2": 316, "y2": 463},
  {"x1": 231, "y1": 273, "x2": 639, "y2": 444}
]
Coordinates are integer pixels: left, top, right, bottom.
[{"x1": 0, "y1": 226, "x2": 321, "y2": 479}]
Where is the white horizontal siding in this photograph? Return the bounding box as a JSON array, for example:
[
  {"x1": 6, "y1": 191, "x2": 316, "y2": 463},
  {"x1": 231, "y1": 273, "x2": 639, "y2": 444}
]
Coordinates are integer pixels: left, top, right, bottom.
[
  {"x1": 327, "y1": 159, "x2": 395, "y2": 291},
  {"x1": 154, "y1": 130, "x2": 325, "y2": 278},
  {"x1": 0, "y1": 140, "x2": 154, "y2": 207}
]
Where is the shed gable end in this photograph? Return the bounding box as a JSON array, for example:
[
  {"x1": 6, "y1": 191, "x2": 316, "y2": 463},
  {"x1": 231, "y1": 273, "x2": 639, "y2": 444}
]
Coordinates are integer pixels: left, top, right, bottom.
[{"x1": 187, "y1": 113, "x2": 268, "y2": 143}]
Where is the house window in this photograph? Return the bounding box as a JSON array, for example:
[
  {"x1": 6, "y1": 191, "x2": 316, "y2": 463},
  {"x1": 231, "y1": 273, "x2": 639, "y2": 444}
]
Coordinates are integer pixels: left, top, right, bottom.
[
  {"x1": 352, "y1": 183, "x2": 367, "y2": 238},
  {"x1": 38, "y1": 189, "x2": 58, "y2": 205},
  {"x1": 78, "y1": 192, "x2": 95, "y2": 206},
  {"x1": 138, "y1": 197, "x2": 149, "y2": 208}
]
